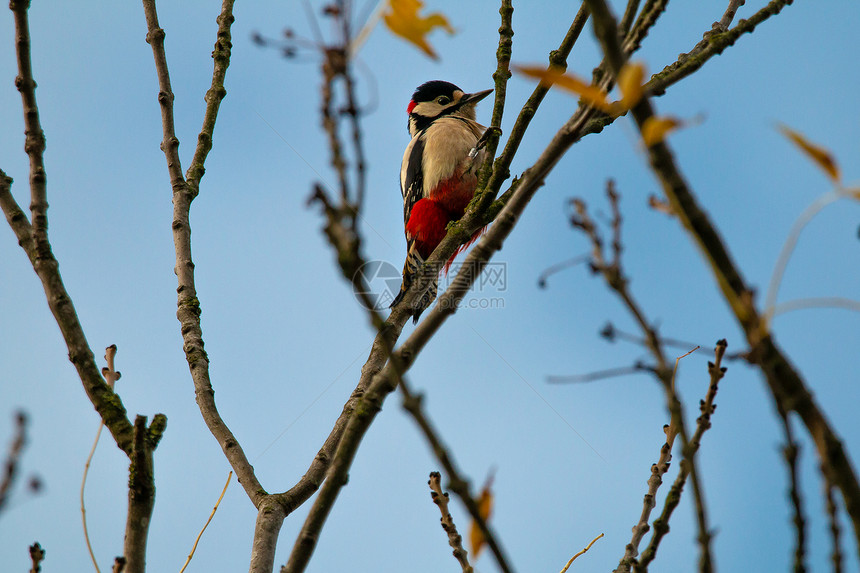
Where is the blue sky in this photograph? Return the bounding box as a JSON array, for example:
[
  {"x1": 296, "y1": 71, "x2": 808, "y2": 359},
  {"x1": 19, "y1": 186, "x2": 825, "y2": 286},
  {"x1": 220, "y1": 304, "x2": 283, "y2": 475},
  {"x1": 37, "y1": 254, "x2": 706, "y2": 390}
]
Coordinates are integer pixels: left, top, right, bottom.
[{"x1": 1, "y1": 1, "x2": 859, "y2": 572}]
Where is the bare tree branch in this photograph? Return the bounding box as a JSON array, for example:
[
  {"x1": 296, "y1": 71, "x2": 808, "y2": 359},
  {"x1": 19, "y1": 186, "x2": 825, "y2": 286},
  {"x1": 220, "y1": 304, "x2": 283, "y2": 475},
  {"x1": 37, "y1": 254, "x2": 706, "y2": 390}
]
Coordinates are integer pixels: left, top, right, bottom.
[
  {"x1": 562, "y1": 533, "x2": 605, "y2": 572},
  {"x1": 428, "y1": 472, "x2": 472, "y2": 573},
  {"x1": 584, "y1": 0, "x2": 860, "y2": 557},
  {"x1": 634, "y1": 342, "x2": 726, "y2": 572},
  {"x1": 179, "y1": 471, "x2": 232, "y2": 573},
  {"x1": 402, "y1": 388, "x2": 510, "y2": 573},
  {"x1": 580, "y1": 0, "x2": 795, "y2": 140},
  {"x1": 9, "y1": 0, "x2": 47, "y2": 244},
  {"x1": 82, "y1": 346, "x2": 123, "y2": 573},
  {"x1": 548, "y1": 363, "x2": 650, "y2": 384},
  {"x1": 474, "y1": 0, "x2": 513, "y2": 194},
  {"x1": 567, "y1": 183, "x2": 721, "y2": 572},
  {"x1": 3, "y1": 0, "x2": 136, "y2": 457},
  {"x1": 622, "y1": 0, "x2": 669, "y2": 57},
  {"x1": 619, "y1": 0, "x2": 642, "y2": 36},
  {"x1": 646, "y1": 0, "x2": 793, "y2": 96},
  {"x1": 283, "y1": 97, "x2": 603, "y2": 571},
  {"x1": 478, "y1": 4, "x2": 589, "y2": 209},
  {"x1": 718, "y1": 0, "x2": 746, "y2": 30},
  {"x1": 123, "y1": 415, "x2": 163, "y2": 573},
  {"x1": 140, "y1": 0, "x2": 264, "y2": 505},
  {"x1": 4, "y1": 6, "x2": 173, "y2": 569}
]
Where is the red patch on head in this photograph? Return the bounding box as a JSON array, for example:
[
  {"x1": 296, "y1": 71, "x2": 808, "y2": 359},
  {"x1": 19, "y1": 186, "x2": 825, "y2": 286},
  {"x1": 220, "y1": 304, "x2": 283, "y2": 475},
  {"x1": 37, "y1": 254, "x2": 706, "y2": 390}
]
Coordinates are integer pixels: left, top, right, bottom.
[{"x1": 407, "y1": 100, "x2": 417, "y2": 114}]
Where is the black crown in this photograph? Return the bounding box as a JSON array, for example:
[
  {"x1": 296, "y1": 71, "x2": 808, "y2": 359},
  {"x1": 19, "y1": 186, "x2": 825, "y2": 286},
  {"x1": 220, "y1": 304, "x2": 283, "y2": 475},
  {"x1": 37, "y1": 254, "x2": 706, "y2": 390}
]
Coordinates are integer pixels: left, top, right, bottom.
[{"x1": 411, "y1": 80, "x2": 461, "y2": 103}]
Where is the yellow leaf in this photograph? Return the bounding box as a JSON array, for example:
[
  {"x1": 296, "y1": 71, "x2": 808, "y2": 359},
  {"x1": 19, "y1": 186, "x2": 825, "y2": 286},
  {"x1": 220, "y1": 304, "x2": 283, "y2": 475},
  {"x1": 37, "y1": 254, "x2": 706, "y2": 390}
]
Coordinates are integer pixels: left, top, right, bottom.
[
  {"x1": 617, "y1": 61, "x2": 646, "y2": 110},
  {"x1": 777, "y1": 124, "x2": 841, "y2": 183},
  {"x1": 642, "y1": 116, "x2": 683, "y2": 146},
  {"x1": 469, "y1": 476, "x2": 495, "y2": 558},
  {"x1": 514, "y1": 64, "x2": 613, "y2": 113},
  {"x1": 383, "y1": 0, "x2": 454, "y2": 60}
]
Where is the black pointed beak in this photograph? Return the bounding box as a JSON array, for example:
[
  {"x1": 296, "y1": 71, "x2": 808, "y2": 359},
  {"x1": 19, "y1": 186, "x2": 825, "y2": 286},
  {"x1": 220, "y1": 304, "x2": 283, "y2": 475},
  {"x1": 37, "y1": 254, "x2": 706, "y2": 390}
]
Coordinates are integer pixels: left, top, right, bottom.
[{"x1": 462, "y1": 88, "x2": 493, "y2": 105}]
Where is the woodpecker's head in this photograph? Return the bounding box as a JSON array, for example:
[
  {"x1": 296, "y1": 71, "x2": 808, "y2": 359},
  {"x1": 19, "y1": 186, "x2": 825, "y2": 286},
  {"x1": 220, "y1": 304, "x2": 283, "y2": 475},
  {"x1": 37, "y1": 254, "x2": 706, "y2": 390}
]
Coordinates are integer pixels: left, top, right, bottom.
[{"x1": 406, "y1": 80, "x2": 493, "y2": 136}]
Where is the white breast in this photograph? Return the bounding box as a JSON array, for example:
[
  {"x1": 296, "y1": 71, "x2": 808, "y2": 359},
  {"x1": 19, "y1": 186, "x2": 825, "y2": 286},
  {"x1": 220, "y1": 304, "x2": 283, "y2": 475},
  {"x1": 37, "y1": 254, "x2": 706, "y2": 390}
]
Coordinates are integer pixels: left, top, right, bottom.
[{"x1": 420, "y1": 117, "x2": 484, "y2": 195}]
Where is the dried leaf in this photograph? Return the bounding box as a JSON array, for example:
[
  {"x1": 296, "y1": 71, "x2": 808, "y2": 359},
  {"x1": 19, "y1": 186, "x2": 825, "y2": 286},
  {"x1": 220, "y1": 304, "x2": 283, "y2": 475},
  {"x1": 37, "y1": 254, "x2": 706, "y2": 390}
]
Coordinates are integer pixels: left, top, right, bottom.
[
  {"x1": 514, "y1": 65, "x2": 613, "y2": 113},
  {"x1": 469, "y1": 476, "x2": 495, "y2": 558},
  {"x1": 617, "y1": 61, "x2": 646, "y2": 110},
  {"x1": 777, "y1": 123, "x2": 841, "y2": 183},
  {"x1": 383, "y1": 0, "x2": 454, "y2": 60},
  {"x1": 642, "y1": 116, "x2": 683, "y2": 146}
]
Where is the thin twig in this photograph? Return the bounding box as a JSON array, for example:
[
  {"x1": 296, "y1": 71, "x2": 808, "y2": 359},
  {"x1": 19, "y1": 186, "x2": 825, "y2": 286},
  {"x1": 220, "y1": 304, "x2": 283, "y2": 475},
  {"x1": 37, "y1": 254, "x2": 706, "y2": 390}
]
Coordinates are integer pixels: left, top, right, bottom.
[
  {"x1": 29, "y1": 542, "x2": 45, "y2": 573},
  {"x1": 598, "y1": 323, "x2": 710, "y2": 354},
  {"x1": 773, "y1": 297, "x2": 860, "y2": 317},
  {"x1": 0, "y1": 170, "x2": 32, "y2": 244},
  {"x1": 548, "y1": 363, "x2": 650, "y2": 384},
  {"x1": 718, "y1": 0, "x2": 746, "y2": 30},
  {"x1": 0, "y1": 411, "x2": 28, "y2": 514},
  {"x1": 823, "y1": 471, "x2": 844, "y2": 573},
  {"x1": 81, "y1": 345, "x2": 123, "y2": 573},
  {"x1": 9, "y1": 0, "x2": 47, "y2": 245},
  {"x1": 475, "y1": 0, "x2": 513, "y2": 192},
  {"x1": 561, "y1": 533, "x2": 604, "y2": 572},
  {"x1": 478, "y1": 4, "x2": 589, "y2": 209},
  {"x1": 81, "y1": 420, "x2": 105, "y2": 573},
  {"x1": 428, "y1": 472, "x2": 472, "y2": 573},
  {"x1": 645, "y1": 0, "x2": 794, "y2": 97},
  {"x1": 179, "y1": 471, "x2": 233, "y2": 573},
  {"x1": 621, "y1": 0, "x2": 669, "y2": 58},
  {"x1": 537, "y1": 254, "x2": 590, "y2": 288},
  {"x1": 619, "y1": 0, "x2": 642, "y2": 36},
  {"x1": 779, "y1": 412, "x2": 807, "y2": 573},
  {"x1": 578, "y1": 0, "x2": 795, "y2": 139},
  {"x1": 764, "y1": 189, "x2": 844, "y2": 326},
  {"x1": 401, "y1": 386, "x2": 511, "y2": 573},
  {"x1": 635, "y1": 341, "x2": 727, "y2": 572}
]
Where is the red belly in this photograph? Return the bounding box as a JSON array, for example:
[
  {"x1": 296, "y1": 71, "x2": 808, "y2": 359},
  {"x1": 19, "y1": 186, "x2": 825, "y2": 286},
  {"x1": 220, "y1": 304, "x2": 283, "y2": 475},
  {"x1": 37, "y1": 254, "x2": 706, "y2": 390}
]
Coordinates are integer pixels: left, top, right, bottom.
[
  {"x1": 406, "y1": 199, "x2": 450, "y2": 259},
  {"x1": 430, "y1": 172, "x2": 478, "y2": 214},
  {"x1": 406, "y1": 172, "x2": 480, "y2": 261}
]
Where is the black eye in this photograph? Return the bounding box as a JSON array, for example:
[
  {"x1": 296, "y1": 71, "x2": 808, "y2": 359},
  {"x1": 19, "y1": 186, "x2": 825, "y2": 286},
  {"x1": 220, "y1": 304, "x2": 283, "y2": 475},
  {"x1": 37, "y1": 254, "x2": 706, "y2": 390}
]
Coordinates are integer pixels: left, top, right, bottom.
[{"x1": 436, "y1": 96, "x2": 450, "y2": 105}]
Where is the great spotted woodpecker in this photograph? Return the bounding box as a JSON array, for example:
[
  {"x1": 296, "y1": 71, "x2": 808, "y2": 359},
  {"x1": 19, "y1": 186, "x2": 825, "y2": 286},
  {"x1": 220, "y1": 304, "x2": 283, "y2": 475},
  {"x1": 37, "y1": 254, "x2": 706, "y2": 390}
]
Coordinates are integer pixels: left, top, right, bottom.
[{"x1": 390, "y1": 80, "x2": 493, "y2": 323}]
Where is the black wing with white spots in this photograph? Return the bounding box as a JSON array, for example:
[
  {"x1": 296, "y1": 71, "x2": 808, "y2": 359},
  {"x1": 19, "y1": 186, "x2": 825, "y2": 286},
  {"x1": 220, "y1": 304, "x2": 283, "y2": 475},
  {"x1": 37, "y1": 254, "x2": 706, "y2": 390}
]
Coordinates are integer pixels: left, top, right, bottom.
[{"x1": 401, "y1": 134, "x2": 425, "y2": 230}]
